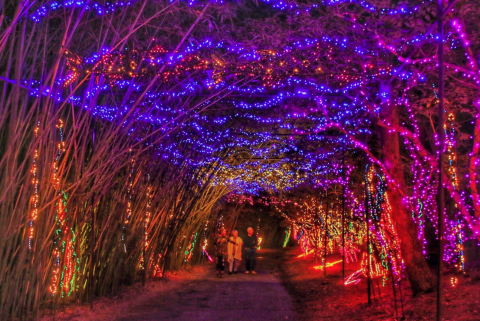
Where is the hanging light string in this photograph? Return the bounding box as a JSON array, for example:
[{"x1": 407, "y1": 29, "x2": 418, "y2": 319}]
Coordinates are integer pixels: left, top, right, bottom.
[{"x1": 28, "y1": 122, "x2": 41, "y2": 251}]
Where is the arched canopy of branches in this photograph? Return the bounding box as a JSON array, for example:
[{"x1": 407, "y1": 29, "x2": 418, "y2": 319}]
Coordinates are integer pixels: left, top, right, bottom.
[{"x1": 1, "y1": 0, "x2": 479, "y2": 318}]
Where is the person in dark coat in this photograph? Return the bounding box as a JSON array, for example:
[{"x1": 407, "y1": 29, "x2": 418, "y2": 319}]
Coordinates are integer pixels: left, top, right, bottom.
[
  {"x1": 244, "y1": 227, "x2": 258, "y2": 274},
  {"x1": 214, "y1": 228, "x2": 228, "y2": 277}
]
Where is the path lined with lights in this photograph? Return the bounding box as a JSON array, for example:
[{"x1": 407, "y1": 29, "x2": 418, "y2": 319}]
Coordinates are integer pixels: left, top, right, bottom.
[
  {"x1": 117, "y1": 249, "x2": 294, "y2": 321},
  {"x1": 43, "y1": 249, "x2": 295, "y2": 321}
]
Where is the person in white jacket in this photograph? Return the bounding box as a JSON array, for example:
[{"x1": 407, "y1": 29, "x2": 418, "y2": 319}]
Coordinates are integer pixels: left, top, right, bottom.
[{"x1": 227, "y1": 230, "x2": 243, "y2": 275}]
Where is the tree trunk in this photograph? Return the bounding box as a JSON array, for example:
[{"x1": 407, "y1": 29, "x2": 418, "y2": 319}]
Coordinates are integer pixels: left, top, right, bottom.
[{"x1": 379, "y1": 103, "x2": 436, "y2": 295}]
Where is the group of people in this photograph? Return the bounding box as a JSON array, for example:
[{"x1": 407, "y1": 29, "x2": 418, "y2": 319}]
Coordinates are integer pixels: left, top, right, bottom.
[{"x1": 213, "y1": 227, "x2": 258, "y2": 278}]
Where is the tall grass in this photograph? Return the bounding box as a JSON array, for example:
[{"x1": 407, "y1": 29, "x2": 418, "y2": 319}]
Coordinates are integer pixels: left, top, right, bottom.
[{"x1": 0, "y1": 1, "x2": 236, "y2": 318}]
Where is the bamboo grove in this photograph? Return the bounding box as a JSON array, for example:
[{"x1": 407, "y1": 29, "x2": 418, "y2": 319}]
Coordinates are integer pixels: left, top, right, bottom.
[
  {"x1": 0, "y1": 2, "x2": 238, "y2": 317},
  {"x1": 0, "y1": 105, "x2": 234, "y2": 317}
]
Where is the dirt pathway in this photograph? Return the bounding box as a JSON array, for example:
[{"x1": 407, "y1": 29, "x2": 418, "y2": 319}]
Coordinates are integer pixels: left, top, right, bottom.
[
  {"x1": 42, "y1": 249, "x2": 295, "y2": 321},
  {"x1": 115, "y1": 249, "x2": 294, "y2": 320}
]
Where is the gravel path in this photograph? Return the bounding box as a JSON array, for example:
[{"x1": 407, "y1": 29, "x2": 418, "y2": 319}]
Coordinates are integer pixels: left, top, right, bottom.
[{"x1": 42, "y1": 249, "x2": 295, "y2": 321}]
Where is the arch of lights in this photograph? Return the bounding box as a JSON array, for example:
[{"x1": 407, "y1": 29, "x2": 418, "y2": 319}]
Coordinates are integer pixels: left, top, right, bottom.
[{"x1": 9, "y1": 0, "x2": 480, "y2": 304}]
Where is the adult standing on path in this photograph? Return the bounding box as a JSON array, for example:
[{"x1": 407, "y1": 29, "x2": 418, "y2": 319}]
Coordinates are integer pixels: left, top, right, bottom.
[
  {"x1": 227, "y1": 230, "x2": 243, "y2": 275},
  {"x1": 244, "y1": 227, "x2": 258, "y2": 275},
  {"x1": 214, "y1": 228, "x2": 228, "y2": 278}
]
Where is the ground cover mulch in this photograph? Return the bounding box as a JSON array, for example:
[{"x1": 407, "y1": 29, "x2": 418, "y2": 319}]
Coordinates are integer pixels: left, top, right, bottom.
[{"x1": 280, "y1": 247, "x2": 480, "y2": 321}]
